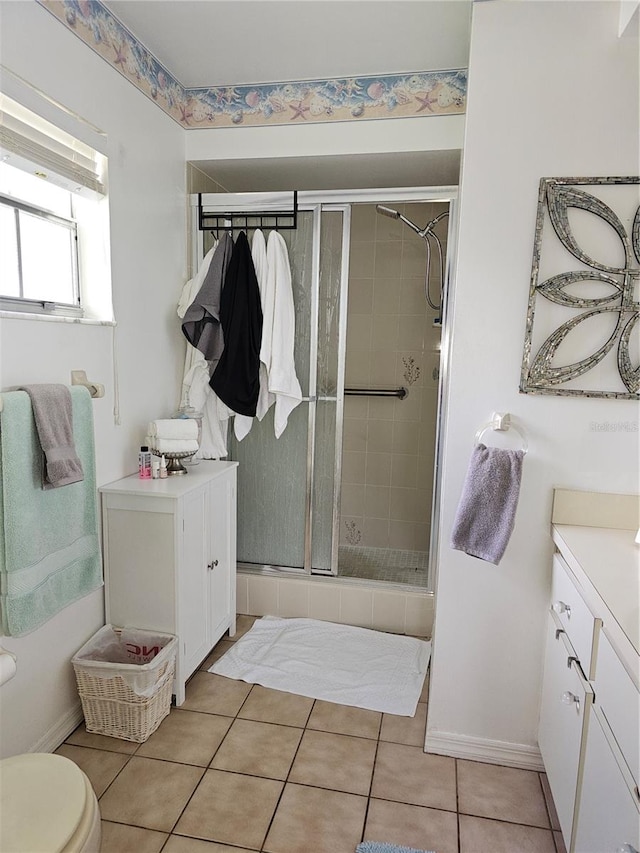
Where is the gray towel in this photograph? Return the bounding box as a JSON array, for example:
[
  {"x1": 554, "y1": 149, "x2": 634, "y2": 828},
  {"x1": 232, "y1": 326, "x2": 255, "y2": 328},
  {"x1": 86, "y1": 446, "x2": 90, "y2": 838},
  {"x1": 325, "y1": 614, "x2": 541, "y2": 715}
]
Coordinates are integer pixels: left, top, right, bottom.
[
  {"x1": 181, "y1": 231, "x2": 234, "y2": 366},
  {"x1": 450, "y1": 443, "x2": 524, "y2": 565},
  {"x1": 18, "y1": 384, "x2": 84, "y2": 489}
]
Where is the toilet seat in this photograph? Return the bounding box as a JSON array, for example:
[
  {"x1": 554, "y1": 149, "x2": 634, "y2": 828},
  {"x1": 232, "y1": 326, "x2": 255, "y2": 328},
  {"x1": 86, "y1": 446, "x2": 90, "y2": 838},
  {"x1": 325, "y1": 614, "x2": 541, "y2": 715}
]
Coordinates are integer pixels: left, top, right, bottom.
[{"x1": 0, "y1": 753, "x2": 100, "y2": 853}]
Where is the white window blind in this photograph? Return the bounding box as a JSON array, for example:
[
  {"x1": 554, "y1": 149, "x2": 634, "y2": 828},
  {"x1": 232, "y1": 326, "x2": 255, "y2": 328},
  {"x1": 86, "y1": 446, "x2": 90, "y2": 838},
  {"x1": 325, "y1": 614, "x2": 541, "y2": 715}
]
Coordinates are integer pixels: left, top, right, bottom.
[{"x1": 0, "y1": 94, "x2": 105, "y2": 198}]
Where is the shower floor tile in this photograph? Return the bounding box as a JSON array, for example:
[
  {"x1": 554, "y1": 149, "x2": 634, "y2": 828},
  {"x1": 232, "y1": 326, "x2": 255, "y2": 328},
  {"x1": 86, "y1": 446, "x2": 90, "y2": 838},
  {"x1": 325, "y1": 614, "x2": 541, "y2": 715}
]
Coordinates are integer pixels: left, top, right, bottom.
[{"x1": 338, "y1": 544, "x2": 428, "y2": 585}]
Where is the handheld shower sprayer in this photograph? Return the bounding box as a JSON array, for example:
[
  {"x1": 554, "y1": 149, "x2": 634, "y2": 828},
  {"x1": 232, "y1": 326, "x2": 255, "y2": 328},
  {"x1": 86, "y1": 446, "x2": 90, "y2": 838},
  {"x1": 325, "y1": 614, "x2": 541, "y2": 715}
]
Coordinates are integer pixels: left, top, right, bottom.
[
  {"x1": 374, "y1": 204, "x2": 449, "y2": 314},
  {"x1": 375, "y1": 204, "x2": 424, "y2": 237},
  {"x1": 376, "y1": 205, "x2": 401, "y2": 219}
]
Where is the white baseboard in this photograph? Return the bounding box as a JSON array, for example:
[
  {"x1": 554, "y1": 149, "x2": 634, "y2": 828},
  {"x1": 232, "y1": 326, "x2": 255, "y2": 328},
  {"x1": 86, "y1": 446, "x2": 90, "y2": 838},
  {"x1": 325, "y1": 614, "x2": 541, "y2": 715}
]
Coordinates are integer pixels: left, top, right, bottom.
[
  {"x1": 425, "y1": 729, "x2": 545, "y2": 771},
  {"x1": 30, "y1": 703, "x2": 84, "y2": 754}
]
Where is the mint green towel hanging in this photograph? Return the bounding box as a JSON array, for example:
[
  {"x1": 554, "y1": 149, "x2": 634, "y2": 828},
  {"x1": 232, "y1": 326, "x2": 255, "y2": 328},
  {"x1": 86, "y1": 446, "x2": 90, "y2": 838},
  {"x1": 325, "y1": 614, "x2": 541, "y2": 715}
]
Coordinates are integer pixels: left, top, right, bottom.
[{"x1": 0, "y1": 386, "x2": 103, "y2": 636}]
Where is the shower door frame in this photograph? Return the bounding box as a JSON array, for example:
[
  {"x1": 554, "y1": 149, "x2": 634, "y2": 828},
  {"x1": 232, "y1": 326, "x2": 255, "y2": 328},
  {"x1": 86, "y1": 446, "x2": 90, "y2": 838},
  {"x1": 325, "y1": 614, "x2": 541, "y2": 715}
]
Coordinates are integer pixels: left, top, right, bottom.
[{"x1": 190, "y1": 186, "x2": 458, "y2": 592}]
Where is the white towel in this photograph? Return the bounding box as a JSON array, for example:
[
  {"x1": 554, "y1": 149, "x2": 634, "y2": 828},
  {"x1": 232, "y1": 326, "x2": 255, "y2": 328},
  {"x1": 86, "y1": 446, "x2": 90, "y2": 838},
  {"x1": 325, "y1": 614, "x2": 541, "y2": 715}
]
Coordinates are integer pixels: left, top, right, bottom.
[
  {"x1": 182, "y1": 361, "x2": 228, "y2": 459},
  {"x1": 266, "y1": 231, "x2": 303, "y2": 438},
  {"x1": 148, "y1": 419, "x2": 198, "y2": 440},
  {"x1": 150, "y1": 438, "x2": 199, "y2": 454},
  {"x1": 177, "y1": 244, "x2": 228, "y2": 459},
  {"x1": 234, "y1": 230, "x2": 273, "y2": 441}
]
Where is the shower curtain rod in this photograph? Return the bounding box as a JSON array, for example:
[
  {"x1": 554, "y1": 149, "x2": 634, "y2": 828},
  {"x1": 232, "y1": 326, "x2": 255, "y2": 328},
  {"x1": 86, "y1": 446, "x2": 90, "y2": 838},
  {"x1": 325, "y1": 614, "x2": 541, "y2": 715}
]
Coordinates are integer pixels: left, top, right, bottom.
[{"x1": 198, "y1": 190, "x2": 298, "y2": 233}]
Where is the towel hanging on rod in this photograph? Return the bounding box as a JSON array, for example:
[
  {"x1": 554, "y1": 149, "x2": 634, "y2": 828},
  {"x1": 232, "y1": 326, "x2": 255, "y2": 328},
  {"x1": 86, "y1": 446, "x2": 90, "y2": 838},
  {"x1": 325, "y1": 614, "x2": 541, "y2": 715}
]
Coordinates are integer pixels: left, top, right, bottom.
[{"x1": 474, "y1": 412, "x2": 528, "y2": 454}]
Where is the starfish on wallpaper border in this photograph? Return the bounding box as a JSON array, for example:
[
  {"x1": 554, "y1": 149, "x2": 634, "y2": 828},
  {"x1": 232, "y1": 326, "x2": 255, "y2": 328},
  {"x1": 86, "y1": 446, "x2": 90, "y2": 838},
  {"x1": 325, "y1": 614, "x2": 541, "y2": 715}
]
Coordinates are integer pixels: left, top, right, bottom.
[
  {"x1": 223, "y1": 87, "x2": 240, "y2": 105},
  {"x1": 415, "y1": 91, "x2": 438, "y2": 112},
  {"x1": 290, "y1": 100, "x2": 309, "y2": 120},
  {"x1": 343, "y1": 78, "x2": 363, "y2": 97},
  {"x1": 113, "y1": 42, "x2": 128, "y2": 69},
  {"x1": 179, "y1": 103, "x2": 193, "y2": 125}
]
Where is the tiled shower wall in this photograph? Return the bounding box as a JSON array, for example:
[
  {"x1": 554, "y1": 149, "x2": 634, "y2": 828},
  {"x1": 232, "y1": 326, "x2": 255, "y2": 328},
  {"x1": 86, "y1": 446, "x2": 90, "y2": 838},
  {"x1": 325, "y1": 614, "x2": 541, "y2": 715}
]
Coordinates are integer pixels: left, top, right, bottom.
[{"x1": 340, "y1": 202, "x2": 447, "y2": 553}]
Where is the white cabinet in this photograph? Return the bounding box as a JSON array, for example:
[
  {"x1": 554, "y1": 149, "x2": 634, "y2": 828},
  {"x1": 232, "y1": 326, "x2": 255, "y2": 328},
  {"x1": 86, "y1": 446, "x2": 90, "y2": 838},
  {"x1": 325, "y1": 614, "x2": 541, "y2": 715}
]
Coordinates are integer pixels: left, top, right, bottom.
[
  {"x1": 100, "y1": 462, "x2": 238, "y2": 705},
  {"x1": 574, "y1": 706, "x2": 640, "y2": 853},
  {"x1": 538, "y1": 612, "x2": 593, "y2": 843},
  {"x1": 541, "y1": 519, "x2": 640, "y2": 853}
]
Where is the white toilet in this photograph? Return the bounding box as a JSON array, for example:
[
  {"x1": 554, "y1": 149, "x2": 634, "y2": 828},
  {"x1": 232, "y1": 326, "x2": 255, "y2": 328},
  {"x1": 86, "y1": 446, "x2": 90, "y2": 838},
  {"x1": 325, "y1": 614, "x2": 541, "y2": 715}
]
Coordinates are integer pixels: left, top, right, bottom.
[{"x1": 0, "y1": 753, "x2": 101, "y2": 853}]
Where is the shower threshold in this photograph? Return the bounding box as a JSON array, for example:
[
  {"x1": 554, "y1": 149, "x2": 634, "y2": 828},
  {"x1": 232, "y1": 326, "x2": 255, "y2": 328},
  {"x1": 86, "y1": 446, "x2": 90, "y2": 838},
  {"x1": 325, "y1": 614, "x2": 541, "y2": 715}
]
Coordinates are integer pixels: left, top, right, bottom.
[{"x1": 237, "y1": 555, "x2": 429, "y2": 591}]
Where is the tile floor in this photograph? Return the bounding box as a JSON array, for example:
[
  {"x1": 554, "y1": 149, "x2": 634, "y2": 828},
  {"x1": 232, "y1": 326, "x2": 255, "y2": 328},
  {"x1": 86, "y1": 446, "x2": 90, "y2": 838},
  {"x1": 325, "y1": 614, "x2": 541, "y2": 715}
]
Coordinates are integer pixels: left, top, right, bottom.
[{"x1": 58, "y1": 616, "x2": 567, "y2": 853}]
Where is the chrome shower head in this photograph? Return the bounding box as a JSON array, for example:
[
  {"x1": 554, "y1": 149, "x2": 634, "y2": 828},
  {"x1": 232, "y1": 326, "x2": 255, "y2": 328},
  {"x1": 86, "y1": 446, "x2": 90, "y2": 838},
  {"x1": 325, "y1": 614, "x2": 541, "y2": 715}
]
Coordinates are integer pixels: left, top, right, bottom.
[
  {"x1": 376, "y1": 205, "x2": 401, "y2": 219},
  {"x1": 376, "y1": 204, "x2": 423, "y2": 237}
]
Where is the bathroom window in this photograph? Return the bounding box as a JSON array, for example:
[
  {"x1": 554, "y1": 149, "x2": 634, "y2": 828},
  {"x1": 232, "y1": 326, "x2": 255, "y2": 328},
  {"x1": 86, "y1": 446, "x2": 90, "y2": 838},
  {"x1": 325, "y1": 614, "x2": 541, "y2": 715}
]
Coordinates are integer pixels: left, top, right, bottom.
[{"x1": 0, "y1": 94, "x2": 111, "y2": 320}]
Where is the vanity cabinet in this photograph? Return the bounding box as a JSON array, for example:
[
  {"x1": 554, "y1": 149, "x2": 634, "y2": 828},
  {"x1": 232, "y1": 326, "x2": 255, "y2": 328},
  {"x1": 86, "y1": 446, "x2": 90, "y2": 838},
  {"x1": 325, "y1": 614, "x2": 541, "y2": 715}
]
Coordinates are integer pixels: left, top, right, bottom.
[
  {"x1": 100, "y1": 462, "x2": 238, "y2": 705},
  {"x1": 540, "y1": 496, "x2": 640, "y2": 853},
  {"x1": 538, "y1": 605, "x2": 593, "y2": 842}
]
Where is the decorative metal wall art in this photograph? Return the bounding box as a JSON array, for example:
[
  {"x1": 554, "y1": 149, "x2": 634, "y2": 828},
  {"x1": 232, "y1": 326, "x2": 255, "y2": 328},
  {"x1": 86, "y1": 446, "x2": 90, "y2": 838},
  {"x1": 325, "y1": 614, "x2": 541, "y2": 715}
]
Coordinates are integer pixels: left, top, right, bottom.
[{"x1": 520, "y1": 177, "x2": 639, "y2": 399}]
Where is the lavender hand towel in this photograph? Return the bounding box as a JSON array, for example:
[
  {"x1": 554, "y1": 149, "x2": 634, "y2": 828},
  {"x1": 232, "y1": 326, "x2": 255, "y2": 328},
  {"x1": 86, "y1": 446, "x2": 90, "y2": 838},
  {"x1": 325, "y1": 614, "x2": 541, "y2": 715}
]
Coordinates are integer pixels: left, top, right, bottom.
[
  {"x1": 19, "y1": 384, "x2": 84, "y2": 489},
  {"x1": 450, "y1": 443, "x2": 524, "y2": 565}
]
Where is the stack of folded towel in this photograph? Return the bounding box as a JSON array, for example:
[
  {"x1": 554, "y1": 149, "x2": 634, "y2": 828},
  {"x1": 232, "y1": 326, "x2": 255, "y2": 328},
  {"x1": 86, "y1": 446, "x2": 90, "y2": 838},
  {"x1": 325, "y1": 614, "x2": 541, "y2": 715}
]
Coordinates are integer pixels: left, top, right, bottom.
[{"x1": 147, "y1": 419, "x2": 199, "y2": 454}]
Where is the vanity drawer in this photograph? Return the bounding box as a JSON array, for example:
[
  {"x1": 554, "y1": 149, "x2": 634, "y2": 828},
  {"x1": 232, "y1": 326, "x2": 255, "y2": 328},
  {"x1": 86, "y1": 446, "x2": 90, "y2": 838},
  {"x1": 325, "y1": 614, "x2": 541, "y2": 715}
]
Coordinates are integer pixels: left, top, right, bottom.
[
  {"x1": 594, "y1": 631, "x2": 640, "y2": 788},
  {"x1": 551, "y1": 554, "x2": 600, "y2": 678},
  {"x1": 539, "y1": 613, "x2": 594, "y2": 845}
]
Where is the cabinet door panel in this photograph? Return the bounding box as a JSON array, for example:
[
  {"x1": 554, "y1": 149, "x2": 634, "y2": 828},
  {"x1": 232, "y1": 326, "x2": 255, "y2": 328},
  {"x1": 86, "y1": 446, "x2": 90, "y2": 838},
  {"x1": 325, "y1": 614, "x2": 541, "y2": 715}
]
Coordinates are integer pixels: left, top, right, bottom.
[
  {"x1": 104, "y1": 508, "x2": 175, "y2": 633},
  {"x1": 180, "y1": 487, "x2": 210, "y2": 676},
  {"x1": 208, "y1": 475, "x2": 232, "y2": 639},
  {"x1": 594, "y1": 631, "x2": 640, "y2": 789},
  {"x1": 539, "y1": 614, "x2": 593, "y2": 846},
  {"x1": 574, "y1": 708, "x2": 640, "y2": 853}
]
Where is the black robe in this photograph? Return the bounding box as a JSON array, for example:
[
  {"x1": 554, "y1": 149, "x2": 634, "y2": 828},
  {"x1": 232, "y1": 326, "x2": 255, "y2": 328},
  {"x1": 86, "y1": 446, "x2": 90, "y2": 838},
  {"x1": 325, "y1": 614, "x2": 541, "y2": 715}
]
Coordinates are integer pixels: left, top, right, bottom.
[{"x1": 209, "y1": 231, "x2": 263, "y2": 417}]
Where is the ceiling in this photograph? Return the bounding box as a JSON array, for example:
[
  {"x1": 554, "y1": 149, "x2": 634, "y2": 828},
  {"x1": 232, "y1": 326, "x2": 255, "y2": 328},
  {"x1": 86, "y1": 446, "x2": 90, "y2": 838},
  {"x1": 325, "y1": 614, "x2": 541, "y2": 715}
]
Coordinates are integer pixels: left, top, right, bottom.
[
  {"x1": 102, "y1": 0, "x2": 473, "y2": 191},
  {"x1": 103, "y1": 1, "x2": 473, "y2": 90}
]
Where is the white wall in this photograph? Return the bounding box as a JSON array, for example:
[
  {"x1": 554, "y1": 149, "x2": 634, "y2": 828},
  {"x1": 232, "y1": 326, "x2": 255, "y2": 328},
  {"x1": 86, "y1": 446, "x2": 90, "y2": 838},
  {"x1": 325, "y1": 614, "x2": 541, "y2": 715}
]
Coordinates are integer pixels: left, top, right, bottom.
[
  {"x1": 427, "y1": 0, "x2": 639, "y2": 764},
  {"x1": 0, "y1": 2, "x2": 187, "y2": 756},
  {"x1": 185, "y1": 114, "x2": 465, "y2": 163}
]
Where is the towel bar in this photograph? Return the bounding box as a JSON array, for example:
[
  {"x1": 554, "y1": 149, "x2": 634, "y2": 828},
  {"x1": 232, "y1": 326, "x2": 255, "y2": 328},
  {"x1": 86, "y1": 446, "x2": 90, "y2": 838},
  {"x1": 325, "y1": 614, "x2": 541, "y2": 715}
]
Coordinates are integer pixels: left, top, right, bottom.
[
  {"x1": 0, "y1": 376, "x2": 104, "y2": 411},
  {"x1": 70, "y1": 371, "x2": 105, "y2": 399},
  {"x1": 475, "y1": 412, "x2": 528, "y2": 454}
]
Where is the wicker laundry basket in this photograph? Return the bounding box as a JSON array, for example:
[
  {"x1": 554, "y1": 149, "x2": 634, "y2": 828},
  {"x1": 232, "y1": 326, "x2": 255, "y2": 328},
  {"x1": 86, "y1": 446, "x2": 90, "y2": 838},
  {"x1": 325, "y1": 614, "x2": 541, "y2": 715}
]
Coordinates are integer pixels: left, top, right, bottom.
[{"x1": 72, "y1": 625, "x2": 177, "y2": 743}]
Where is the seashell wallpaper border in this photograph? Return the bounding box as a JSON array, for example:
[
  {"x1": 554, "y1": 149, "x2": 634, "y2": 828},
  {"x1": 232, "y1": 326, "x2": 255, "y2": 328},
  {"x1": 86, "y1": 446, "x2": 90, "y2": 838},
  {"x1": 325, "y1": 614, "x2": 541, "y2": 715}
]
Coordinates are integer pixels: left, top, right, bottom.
[{"x1": 36, "y1": 0, "x2": 467, "y2": 129}]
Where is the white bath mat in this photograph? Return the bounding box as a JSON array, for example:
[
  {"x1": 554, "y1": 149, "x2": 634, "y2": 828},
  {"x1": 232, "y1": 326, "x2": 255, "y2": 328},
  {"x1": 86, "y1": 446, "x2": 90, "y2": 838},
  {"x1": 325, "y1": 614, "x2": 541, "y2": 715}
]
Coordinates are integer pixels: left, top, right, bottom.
[{"x1": 209, "y1": 616, "x2": 431, "y2": 716}]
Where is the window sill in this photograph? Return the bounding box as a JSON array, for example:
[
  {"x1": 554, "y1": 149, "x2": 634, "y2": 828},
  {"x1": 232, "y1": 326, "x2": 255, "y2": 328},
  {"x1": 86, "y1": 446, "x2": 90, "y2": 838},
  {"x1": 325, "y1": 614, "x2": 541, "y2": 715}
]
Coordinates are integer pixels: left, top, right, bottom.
[{"x1": 0, "y1": 310, "x2": 116, "y2": 326}]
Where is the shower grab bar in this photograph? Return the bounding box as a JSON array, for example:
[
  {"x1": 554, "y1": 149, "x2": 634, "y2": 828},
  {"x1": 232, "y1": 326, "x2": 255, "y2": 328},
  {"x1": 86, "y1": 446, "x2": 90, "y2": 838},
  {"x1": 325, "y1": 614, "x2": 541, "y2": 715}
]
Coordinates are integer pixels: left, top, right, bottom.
[{"x1": 345, "y1": 387, "x2": 407, "y2": 400}]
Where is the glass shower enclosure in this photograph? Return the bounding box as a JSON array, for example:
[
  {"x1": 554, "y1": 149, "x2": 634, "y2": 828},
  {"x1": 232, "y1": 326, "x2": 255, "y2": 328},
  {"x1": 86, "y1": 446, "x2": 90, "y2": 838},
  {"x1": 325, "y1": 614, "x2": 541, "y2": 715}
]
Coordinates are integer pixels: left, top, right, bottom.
[{"x1": 191, "y1": 189, "x2": 456, "y2": 590}]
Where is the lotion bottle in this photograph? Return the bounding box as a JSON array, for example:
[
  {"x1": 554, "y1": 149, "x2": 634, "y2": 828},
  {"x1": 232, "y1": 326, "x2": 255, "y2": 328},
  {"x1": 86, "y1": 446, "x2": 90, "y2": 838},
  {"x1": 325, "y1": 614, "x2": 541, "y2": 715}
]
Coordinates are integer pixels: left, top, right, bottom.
[
  {"x1": 138, "y1": 446, "x2": 151, "y2": 479},
  {"x1": 159, "y1": 455, "x2": 168, "y2": 479}
]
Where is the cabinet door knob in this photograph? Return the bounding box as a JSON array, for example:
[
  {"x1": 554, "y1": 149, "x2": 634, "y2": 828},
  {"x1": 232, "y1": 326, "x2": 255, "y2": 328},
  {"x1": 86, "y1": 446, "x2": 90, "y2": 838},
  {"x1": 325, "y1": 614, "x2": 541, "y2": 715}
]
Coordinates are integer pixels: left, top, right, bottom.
[
  {"x1": 551, "y1": 601, "x2": 571, "y2": 618},
  {"x1": 561, "y1": 691, "x2": 580, "y2": 712},
  {"x1": 208, "y1": 559, "x2": 219, "y2": 570}
]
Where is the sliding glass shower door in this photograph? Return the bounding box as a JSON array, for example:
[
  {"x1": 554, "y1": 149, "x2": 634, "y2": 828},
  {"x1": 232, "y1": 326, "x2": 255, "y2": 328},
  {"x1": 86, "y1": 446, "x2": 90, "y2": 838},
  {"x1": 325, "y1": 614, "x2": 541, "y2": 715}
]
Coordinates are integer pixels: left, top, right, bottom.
[{"x1": 220, "y1": 202, "x2": 349, "y2": 575}]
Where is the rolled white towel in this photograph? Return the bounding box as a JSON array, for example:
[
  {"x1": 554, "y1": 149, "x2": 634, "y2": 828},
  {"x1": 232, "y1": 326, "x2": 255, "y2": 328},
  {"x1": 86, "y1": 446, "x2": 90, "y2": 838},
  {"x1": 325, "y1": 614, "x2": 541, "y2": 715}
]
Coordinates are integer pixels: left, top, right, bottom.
[
  {"x1": 148, "y1": 419, "x2": 199, "y2": 440},
  {"x1": 151, "y1": 438, "x2": 199, "y2": 454}
]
